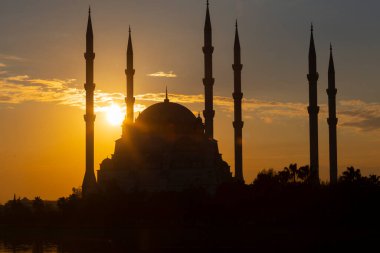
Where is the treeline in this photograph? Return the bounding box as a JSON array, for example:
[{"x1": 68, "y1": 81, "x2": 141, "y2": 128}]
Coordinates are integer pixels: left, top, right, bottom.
[
  {"x1": 1, "y1": 165, "x2": 379, "y2": 250},
  {"x1": 1, "y1": 165, "x2": 379, "y2": 229}
]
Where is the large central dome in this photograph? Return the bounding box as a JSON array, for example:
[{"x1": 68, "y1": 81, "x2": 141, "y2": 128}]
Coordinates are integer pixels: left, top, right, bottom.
[
  {"x1": 135, "y1": 101, "x2": 200, "y2": 137},
  {"x1": 137, "y1": 101, "x2": 196, "y2": 125}
]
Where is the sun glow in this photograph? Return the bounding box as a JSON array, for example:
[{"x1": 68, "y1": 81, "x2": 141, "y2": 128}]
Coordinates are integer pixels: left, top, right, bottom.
[{"x1": 106, "y1": 104, "x2": 124, "y2": 126}]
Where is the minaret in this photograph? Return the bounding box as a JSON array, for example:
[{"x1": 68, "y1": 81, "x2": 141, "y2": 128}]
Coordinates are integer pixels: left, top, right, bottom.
[
  {"x1": 203, "y1": 0, "x2": 215, "y2": 139},
  {"x1": 164, "y1": 86, "x2": 169, "y2": 103},
  {"x1": 327, "y1": 44, "x2": 338, "y2": 184},
  {"x1": 307, "y1": 24, "x2": 320, "y2": 183},
  {"x1": 123, "y1": 26, "x2": 135, "y2": 137},
  {"x1": 82, "y1": 7, "x2": 97, "y2": 196},
  {"x1": 232, "y1": 21, "x2": 244, "y2": 183}
]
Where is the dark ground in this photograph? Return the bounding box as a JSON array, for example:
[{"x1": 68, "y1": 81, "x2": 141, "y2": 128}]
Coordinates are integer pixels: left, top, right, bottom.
[{"x1": 1, "y1": 167, "x2": 379, "y2": 252}]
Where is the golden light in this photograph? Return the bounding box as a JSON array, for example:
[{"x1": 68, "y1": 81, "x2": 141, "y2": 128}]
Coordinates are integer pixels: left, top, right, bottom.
[{"x1": 106, "y1": 104, "x2": 124, "y2": 126}]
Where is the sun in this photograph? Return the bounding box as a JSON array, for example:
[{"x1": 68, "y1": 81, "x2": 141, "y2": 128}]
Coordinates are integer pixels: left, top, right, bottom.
[{"x1": 106, "y1": 104, "x2": 124, "y2": 126}]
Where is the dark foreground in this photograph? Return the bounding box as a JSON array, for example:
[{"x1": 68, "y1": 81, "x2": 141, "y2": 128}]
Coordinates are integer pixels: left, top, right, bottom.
[
  {"x1": 1, "y1": 167, "x2": 380, "y2": 252},
  {"x1": 0, "y1": 223, "x2": 378, "y2": 252}
]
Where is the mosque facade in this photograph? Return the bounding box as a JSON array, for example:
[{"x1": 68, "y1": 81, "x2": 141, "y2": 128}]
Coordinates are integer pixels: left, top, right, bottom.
[{"x1": 82, "y1": 2, "x2": 244, "y2": 195}]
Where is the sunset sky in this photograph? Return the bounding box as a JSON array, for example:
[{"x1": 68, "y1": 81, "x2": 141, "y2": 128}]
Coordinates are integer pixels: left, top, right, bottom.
[{"x1": 1, "y1": 0, "x2": 380, "y2": 202}]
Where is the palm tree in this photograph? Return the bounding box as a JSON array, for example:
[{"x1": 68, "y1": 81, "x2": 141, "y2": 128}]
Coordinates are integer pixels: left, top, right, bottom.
[
  {"x1": 278, "y1": 168, "x2": 291, "y2": 184},
  {"x1": 297, "y1": 165, "x2": 310, "y2": 182},
  {"x1": 283, "y1": 164, "x2": 298, "y2": 183},
  {"x1": 340, "y1": 167, "x2": 362, "y2": 183}
]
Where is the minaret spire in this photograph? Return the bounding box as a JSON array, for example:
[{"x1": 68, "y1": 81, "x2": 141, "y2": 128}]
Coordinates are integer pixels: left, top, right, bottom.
[
  {"x1": 164, "y1": 85, "x2": 169, "y2": 103},
  {"x1": 86, "y1": 7, "x2": 93, "y2": 52},
  {"x1": 307, "y1": 24, "x2": 320, "y2": 183},
  {"x1": 82, "y1": 8, "x2": 97, "y2": 196},
  {"x1": 232, "y1": 20, "x2": 244, "y2": 183},
  {"x1": 123, "y1": 25, "x2": 135, "y2": 136},
  {"x1": 203, "y1": 0, "x2": 215, "y2": 139},
  {"x1": 327, "y1": 44, "x2": 338, "y2": 184}
]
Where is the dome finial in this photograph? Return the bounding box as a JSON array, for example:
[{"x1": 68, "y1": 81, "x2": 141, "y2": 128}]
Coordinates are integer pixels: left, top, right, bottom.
[{"x1": 164, "y1": 85, "x2": 169, "y2": 103}]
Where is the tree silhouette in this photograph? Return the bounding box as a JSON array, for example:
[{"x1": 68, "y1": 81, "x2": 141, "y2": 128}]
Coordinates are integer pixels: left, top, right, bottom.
[
  {"x1": 254, "y1": 163, "x2": 311, "y2": 186},
  {"x1": 285, "y1": 163, "x2": 298, "y2": 183},
  {"x1": 32, "y1": 197, "x2": 44, "y2": 213},
  {"x1": 278, "y1": 168, "x2": 291, "y2": 184},
  {"x1": 340, "y1": 166, "x2": 362, "y2": 183},
  {"x1": 366, "y1": 174, "x2": 380, "y2": 186},
  {"x1": 297, "y1": 165, "x2": 310, "y2": 182}
]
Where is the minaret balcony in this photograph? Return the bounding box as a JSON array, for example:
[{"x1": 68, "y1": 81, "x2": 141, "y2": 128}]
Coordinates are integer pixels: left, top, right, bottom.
[
  {"x1": 307, "y1": 106, "x2": 320, "y2": 114},
  {"x1": 84, "y1": 114, "x2": 96, "y2": 122},
  {"x1": 203, "y1": 77, "x2": 215, "y2": 86},
  {"x1": 327, "y1": 118, "x2": 338, "y2": 125},
  {"x1": 202, "y1": 46, "x2": 214, "y2": 54},
  {"x1": 233, "y1": 92, "x2": 243, "y2": 100},
  {"x1": 307, "y1": 72, "x2": 319, "y2": 81},
  {"x1": 126, "y1": 97, "x2": 135, "y2": 103},
  {"x1": 84, "y1": 52, "x2": 95, "y2": 60},
  {"x1": 203, "y1": 109, "x2": 215, "y2": 118},
  {"x1": 326, "y1": 88, "x2": 337, "y2": 96},
  {"x1": 84, "y1": 83, "x2": 95, "y2": 91},
  {"x1": 232, "y1": 64, "x2": 243, "y2": 71},
  {"x1": 125, "y1": 68, "x2": 135, "y2": 75},
  {"x1": 233, "y1": 121, "x2": 244, "y2": 128}
]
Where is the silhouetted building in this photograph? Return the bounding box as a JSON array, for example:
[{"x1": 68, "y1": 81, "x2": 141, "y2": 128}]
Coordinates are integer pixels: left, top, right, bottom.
[
  {"x1": 82, "y1": 8, "x2": 97, "y2": 196},
  {"x1": 327, "y1": 44, "x2": 338, "y2": 183},
  {"x1": 307, "y1": 25, "x2": 320, "y2": 183},
  {"x1": 233, "y1": 21, "x2": 244, "y2": 183},
  {"x1": 94, "y1": 2, "x2": 235, "y2": 192}
]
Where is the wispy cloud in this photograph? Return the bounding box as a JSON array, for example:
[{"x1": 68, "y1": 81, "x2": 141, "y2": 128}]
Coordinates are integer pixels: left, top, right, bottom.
[
  {"x1": 136, "y1": 93, "x2": 307, "y2": 120},
  {"x1": 1, "y1": 74, "x2": 380, "y2": 133},
  {"x1": 0, "y1": 54, "x2": 26, "y2": 62},
  {"x1": 6, "y1": 75, "x2": 29, "y2": 82},
  {"x1": 0, "y1": 63, "x2": 6, "y2": 68},
  {"x1": 147, "y1": 71, "x2": 177, "y2": 78},
  {"x1": 338, "y1": 100, "x2": 380, "y2": 132},
  {"x1": 136, "y1": 92, "x2": 380, "y2": 133},
  {"x1": 0, "y1": 75, "x2": 145, "y2": 114}
]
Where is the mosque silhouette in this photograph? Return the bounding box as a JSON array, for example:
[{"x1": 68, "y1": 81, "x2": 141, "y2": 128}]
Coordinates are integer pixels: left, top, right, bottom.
[{"x1": 81, "y1": 1, "x2": 338, "y2": 196}]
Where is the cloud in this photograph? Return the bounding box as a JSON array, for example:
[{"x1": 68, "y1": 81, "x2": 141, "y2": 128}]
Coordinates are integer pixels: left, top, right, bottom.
[
  {"x1": 147, "y1": 71, "x2": 177, "y2": 78},
  {"x1": 0, "y1": 54, "x2": 26, "y2": 61},
  {"x1": 337, "y1": 100, "x2": 380, "y2": 132},
  {"x1": 0, "y1": 75, "x2": 81, "y2": 105},
  {"x1": 1, "y1": 75, "x2": 380, "y2": 133},
  {"x1": 136, "y1": 92, "x2": 380, "y2": 132},
  {"x1": 342, "y1": 118, "x2": 380, "y2": 132},
  {"x1": 136, "y1": 92, "x2": 307, "y2": 121},
  {"x1": 0, "y1": 75, "x2": 145, "y2": 114},
  {"x1": 6, "y1": 75, "x2": 30, "y2": 81},
  {"x1": 0, "y1": 63, "x2": 6, "y2": 68}
]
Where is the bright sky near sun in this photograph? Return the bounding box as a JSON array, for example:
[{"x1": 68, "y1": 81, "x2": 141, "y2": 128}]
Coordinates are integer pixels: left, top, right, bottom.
[
  {"x1": 106, "y1": 104, "x2": 124, "y2": 126},
  {"x1": 1, "y1": 0, "x2": 380, "y2": 202}
]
